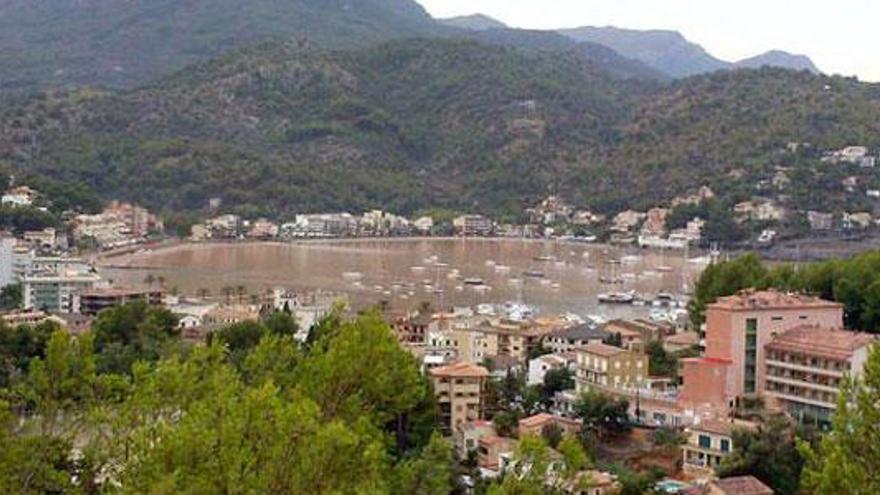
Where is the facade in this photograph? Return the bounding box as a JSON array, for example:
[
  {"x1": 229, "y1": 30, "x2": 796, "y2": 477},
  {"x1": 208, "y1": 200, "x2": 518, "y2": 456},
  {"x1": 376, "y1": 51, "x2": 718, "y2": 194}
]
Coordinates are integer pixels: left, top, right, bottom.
[
  {"x1": 80, "y1": 287, "x2": 165, "y2": 315},
  {"x1": 430, "y1": 362, "x2": 489, "y2": 434},
  {"x1": 527, "y1": 353, "x2": 575, "y2": 386},
  {"x1": 389, "y1": 313, "x2": 432, "y2": 345},
  {"x1": 574, "y1": 342, "x2": 647, "y2": 392},
  {"x1": 475, "y1": 320, "x2": 556, "y2": 362},
  {"x1": 453, "y1": 215, "x2": 493, "y2": 236},
  {"x1": 605, "y1": 319, "x2": 674, "y2": 344},
  {"x1": 543, "y1": 323, "x2": 609, "y2": 354},
  {"x1": 455, "y1": 419, "x2": 497, "y2": 458},
  {"x1": 22, "y1": 270, "x2": 103, "y2": 313},
  {"x1": 697, "y1": 290, "x2": 843, "y2": 401},
  {"x1": 681, "y1": 419, "x2": 756, "y2": 475},
  {"x1": 763, "y1": 325, "x2": 875, "y2": 423}
]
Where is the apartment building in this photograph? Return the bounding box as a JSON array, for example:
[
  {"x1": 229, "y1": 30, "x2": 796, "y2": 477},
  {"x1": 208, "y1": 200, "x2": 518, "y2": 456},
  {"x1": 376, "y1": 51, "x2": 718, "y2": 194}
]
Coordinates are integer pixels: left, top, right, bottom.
[
  {"x1": 543, "y1": 323, "x2": 609, "y2": 354},
  {"x1": 680, "y1": 290, "x2": 843, "y2": 415},
  {"x1": 79, "y1": 287, "x2": 165, "y2": 315},
  {"x1": 681, "y1": 418, "x2": 756, "y2": 475},
  {"x1": 452, "y1": 214, "x2": 493, "y2": 236},
  {"x1": 764, "y1": 325, "x2": 875, "y2": 423},
  {"x1": 517, "y1": 413, "x2": 582, "y2": 438},
  {"x1": 475, "y1": 320, "x2": 555, "y2": 362},
  {"x1": 430, "y1": 362, "x2": 489, "y2": 434},
  {"x1": 574, "y1": 342, "x2": 647, "y2": 392},
  {"x1": 22, "y1": 270, "x2": 104, "y2": 313}
]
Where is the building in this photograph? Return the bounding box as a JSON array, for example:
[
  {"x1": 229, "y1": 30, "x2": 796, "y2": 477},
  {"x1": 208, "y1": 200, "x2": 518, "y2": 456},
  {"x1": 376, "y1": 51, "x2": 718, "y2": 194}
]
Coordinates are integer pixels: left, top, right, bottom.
[
  {"x1": 453, "y1": 215, "x2": 493, "y2": 236},
  {"x1": 663, "y1": 331, "x2": 700, "y2": 353},
  {"x1": 681, "y1": 418, "x2": 756, "y2": 475},
  {"x1": 21, "y1": 270, "x2": 104, "y2": 313},
  {"x1": 605, "y1": 319, "x2": 674, "y2": 344},
  {"x1": 574, "y1": 342, "x2": 647, "y2": 392},
  {"x1": 0, "y1": 235, "x2": 17, "y2": 287},
  {"x1": 22, "y1": 228, "x2": 56, "y2": 248},
  {"x1": 708, "y1": 476, "x2": 774, "y2": 495},
  {"x1": 1, "y1": 310, "x2": 64, "y2": 327},
  {"x1": 430, "y1": 362, "x2": 489, "y2": 434},
  {"x1": 543, "y1": 323, "x2": 609, "y2": 354},
  {"x1": 1, "y1": 186, "x2": 38, "y2": 207},
  {"x1": 807, "y1": 211, "x2": 834, "y2": 231},
  {"x1": 527, "y1": 353, "x2": 575, "y2": 386},
  {"x1": 680, "y1": 290, "x2": 844, "y2": 418},
  {"x1": 517, "y1": 413, "x2": 582, "y2": 438},
  {"x1": 764, "y1": 325, "x2": 875, "y2": 423},
  {"x1": 202, "y1": 304, "x2": 260, "y2": 330},
  {"x1": 79, "y1": 287, "x2": 165, "y2": 315},
  {"x1": 389, "y1": 313, "x2": 433, "y2": 345},
  {"x1": 475, "y1": 319, "x2": 559, "y2": 362},
  {"x1": 477, "y1": 436, "x2": 517, "y2": 472},
  {"x1": 455, "y1": 419, "x2": 497, "y2": 459}
]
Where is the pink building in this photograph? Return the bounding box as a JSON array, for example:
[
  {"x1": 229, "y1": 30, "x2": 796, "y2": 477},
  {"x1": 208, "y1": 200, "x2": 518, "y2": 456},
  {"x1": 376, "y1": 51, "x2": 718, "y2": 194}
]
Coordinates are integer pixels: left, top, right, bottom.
[{"x1": 680, "y1": 290, "x2": 843, "y2": 416}]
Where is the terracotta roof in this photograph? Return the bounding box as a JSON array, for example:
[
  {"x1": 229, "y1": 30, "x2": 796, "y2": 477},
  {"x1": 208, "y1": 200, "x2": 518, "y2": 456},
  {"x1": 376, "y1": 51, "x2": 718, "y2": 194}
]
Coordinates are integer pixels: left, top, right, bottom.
[
  {"x1": 711, "y1": 476, "x2": 774, "y2": 495},
  {"x1": 664, "y1": 332, "x2": 700, "y2": 346},
  {"x1": 708, "y1": 289, "x2": 840, "y2": 311},
  {"x1": 519, "y1": 413, "x2": 581, "y2": 429},
  {"x1": 430, "y1": 362, "x2": 489, "y2": 378},
  {"x1": 580, "y1": 342, "x2": 627, "y2": 358},
  {"x1": 766, "y1": 325, "x2": 876, "y2": 360}
]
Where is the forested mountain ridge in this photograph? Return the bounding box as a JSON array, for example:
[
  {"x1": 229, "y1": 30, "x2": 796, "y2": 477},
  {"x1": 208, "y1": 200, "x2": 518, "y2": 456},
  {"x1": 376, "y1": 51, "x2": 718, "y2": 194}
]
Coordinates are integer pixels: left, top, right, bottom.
[
  {"x1": 0, "y1": 0, "x2": 440, "y2": 90},
  {"x1": 1, "y1": 39, "x2": 878, "y2": 220}
]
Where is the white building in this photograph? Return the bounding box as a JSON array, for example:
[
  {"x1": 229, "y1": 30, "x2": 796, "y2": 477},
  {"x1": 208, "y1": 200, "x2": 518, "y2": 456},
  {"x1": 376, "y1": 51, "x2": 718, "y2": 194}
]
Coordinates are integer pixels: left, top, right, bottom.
[
  {"x1": 527, "y1": 353, "x2": 575, "y2": 386},
  {"x1": 22, "y1": 269, "x2": 104, "y2": 313}
]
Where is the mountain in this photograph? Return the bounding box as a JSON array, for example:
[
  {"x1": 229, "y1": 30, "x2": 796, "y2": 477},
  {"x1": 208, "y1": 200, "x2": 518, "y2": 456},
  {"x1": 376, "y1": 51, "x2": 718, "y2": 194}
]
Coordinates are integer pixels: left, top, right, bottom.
[
  {"x1": 0, "y1": 0, "x2": 440, "y2": 90},
  {"x1": 559, "y1": 26, "x2": 728, "y2": 78},
  {"x1": 558, "y1": 26, "x2": 819, "y2": 78},
  {"x1": 0, "y1": 39, "x2": 644, "y2": 217},
  {"x1": 440, "y1": 14, "x2": 507, "y2": 31},
  {"x1": 1, "y1": 39, "x2": 877, "y2": 219},
  {"x1": 734, "y1": 50, "x2": 819, "y2": 73}
]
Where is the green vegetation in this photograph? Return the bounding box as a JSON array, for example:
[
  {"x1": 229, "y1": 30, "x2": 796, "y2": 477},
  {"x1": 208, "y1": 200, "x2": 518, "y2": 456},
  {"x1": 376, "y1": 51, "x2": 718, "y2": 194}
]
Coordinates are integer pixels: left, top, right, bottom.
[
  {"x1": 1, "y1": 34, "x2": 877, "y2": 222},
  {"x1": 719, "y1": 415, "x2": 807, "y2": 495},
  {"x1": 689, "y1": 250, "x2": 880, "y2": 331},
  {"x1": 800, "y1": 344, "x2": 880, "y2": 494},
  {"x1": 0, "y1": 304, "x2": 450, "y2": 493}
]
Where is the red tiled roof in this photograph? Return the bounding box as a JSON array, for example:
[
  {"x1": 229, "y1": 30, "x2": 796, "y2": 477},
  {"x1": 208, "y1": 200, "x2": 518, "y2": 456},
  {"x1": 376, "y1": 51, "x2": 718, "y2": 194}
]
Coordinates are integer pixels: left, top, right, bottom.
[
  {"x1": 711, "y1": 475, "x2": 773, "y2": 495},
  {"x1": 581, "y1": 342, "x2": 627, "y2": 357},
  {"x1": 430, "y1": 361, "x2": 489, "y2": 378},
  {"x1": 766, "y1": 325, "x2": 876, "y2": 360},
  {"x1": 692, "y1": 418, "x2": 756, "y2": 436}
]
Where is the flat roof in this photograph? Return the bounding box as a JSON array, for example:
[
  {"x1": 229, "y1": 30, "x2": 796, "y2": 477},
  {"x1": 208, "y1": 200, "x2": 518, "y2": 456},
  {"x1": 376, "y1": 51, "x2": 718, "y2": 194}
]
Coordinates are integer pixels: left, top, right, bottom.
[
  {"x1": 708, "y1": 289, "x2": 841, "y2": 311},
  {"x1": 711, "y1": 476, "x2": 773, "y2": 495}
]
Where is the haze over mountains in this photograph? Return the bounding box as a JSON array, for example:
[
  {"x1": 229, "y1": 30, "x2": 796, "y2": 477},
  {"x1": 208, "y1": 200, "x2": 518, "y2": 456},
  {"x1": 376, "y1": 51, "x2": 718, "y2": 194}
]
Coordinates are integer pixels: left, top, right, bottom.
[{"x1": 0, "y1": 0, "x2": 875, "y2": 221}]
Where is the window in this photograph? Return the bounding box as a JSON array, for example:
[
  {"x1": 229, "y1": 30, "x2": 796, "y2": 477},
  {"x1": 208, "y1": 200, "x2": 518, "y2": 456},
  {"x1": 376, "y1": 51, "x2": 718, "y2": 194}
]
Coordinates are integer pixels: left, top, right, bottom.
[
  {"x1": 720, "y1": 439, "x2": 730, "y2": 452},
  {"x1": 744, "y1": 318, "x2": 758, "y2": 394},
  {"x1": 698, "y1": 435, "x2": 711, "y2": 449}
]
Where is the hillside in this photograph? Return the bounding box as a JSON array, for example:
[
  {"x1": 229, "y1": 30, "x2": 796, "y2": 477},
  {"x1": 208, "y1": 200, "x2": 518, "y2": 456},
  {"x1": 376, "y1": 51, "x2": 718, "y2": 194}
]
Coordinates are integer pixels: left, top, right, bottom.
[
  {"x1": 734, "y1": 50, "x2": 819, "y2": 72},
  {"x1": 0, "y1": 0, "x2": 439, "y2": 90},
  {"x1": 559, "y1": 27, "x2": 728, "y2": 77},
  {"x1": 558, "y1": 26, "x2": 819, "y2": 78},
  {"x1": 0, "y1": 39, "x2": 644, "y2": 217},
  {"x1": 1, "y1": 39, "x2": 878, "y2": 220},
  {"x1": 440, "y1": 14, "x2": 508, "y2": 31}
]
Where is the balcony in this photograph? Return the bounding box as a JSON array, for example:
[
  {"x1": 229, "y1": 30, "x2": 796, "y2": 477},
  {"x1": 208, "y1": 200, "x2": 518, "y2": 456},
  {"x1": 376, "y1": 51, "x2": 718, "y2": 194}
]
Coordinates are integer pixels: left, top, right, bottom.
[{"x1": 765, "y1": 359, "x2": 844, "y2": 378}]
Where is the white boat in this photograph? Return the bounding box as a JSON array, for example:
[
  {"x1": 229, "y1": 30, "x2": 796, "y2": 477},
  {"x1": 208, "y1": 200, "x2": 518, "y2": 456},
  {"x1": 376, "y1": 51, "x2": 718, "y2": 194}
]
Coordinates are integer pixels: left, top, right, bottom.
[
  {"x1": 410, "y1": 266, "x2": 426, "y2": 272},
  {"x1": 342, "y1": 271, "x2": 363, "y2": 281},
  {"x1": 534, "y1": 255, "x2": 556, "y2": 262},
  {"x1": 494, "y1": 265, "x2": 511, "y2": 273},
  {"x1": 598, "y1": 291, "x2": 635, "y2": 305},
  {"x1": 463, "y1": 278, "x2": 485, "y2": 286},
  {"x1": 655, "y1": 265, "x2": 674, "y2": 273},
  {"x1": 523, "y1": 270, "x2": 545, "y2": 278},
  {"x1": 621, "y1": 255, "x2": 642, "y2": 265},
  {"x1": 485, "y1": 260, "x2": 496, "y2": 267}
]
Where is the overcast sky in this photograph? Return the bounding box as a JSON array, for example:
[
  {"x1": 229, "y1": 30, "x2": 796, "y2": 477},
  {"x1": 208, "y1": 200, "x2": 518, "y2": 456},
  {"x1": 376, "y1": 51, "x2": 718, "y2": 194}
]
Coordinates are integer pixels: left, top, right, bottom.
[{"x1": 417, "y1": 0, "x2": 879, "y2": 82}]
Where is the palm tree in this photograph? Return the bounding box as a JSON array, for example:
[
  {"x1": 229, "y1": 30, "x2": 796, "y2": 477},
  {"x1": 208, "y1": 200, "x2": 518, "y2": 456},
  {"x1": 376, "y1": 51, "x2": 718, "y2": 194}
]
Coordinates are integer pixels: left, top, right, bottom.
[
  {"x1": 143, "y1": 274, "x2": 156, "y2": 288},
  {"x1": 197, "y1": 288, "x2": 210, "y2": 300},
  {"x1": 222, "y1": 286, "x2": 233, "y2": 304},
  {"x1": 157, "y1": 275, "x2": 166, "y2": 288},
  {"x1": 236, "y1": 285, "x2": 246, "y2": 305}
]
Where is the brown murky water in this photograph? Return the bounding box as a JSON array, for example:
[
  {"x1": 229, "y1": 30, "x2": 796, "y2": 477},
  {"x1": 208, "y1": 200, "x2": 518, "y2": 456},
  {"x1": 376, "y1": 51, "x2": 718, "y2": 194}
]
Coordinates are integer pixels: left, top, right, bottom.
[{"x1": 100, "y1": 239, "x2": 707, "y2": 318}]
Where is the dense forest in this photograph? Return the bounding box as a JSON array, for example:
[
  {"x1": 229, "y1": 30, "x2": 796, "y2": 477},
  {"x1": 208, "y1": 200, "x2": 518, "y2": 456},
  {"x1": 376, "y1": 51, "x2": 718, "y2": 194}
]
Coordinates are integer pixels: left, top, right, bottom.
[
  {"x1": 689, "y1": 250, "x2": 880, "y2": 331},
  {"x1": 0, "y1": 38, "x2": 878, "y2": 221}
]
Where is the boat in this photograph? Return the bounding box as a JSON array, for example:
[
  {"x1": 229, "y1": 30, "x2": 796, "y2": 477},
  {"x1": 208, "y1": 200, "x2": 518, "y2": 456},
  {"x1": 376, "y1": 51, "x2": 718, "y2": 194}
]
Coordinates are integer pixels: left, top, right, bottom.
[
  {"x1": 494, "y1": 265, "x2": 511, "y2": 273},
  {"x1": 655, "y1": 265, "x2": 674, "y2": 273},
  {"x1": 533, "y1": 255, "x2": 556, "y2": 262},
  {"x1": 485, "y1": 260, "x2": 496, "y2": 267},
  {"x1": 523, "y1": 270, "x2": 545, "y2": 278},
  {"x1": 597, "y1": 291, "x2": 635, "y2": 305},
  {"x1": 342, "y1": 271, "x2": 363, "y2": 281},
  {"x1": 621, "y1": 255, "x2": 642, "y2": 265},
  {"x1": 410, "y1": 266, "x2": 426, "y2": 272},
  {"x1": 463, "y1": 278, "x2": 485, "y2": 286},
  {"x1": 598, "y1": 276, "x2": 624, "y2": 285}
]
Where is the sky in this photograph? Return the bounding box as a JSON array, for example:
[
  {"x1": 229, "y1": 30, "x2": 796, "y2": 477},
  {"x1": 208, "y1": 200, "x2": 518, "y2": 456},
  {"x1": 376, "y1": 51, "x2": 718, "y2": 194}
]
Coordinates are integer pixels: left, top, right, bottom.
[{"x1": 417, "y1": 0, "x2": 880, "y2": 82}]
